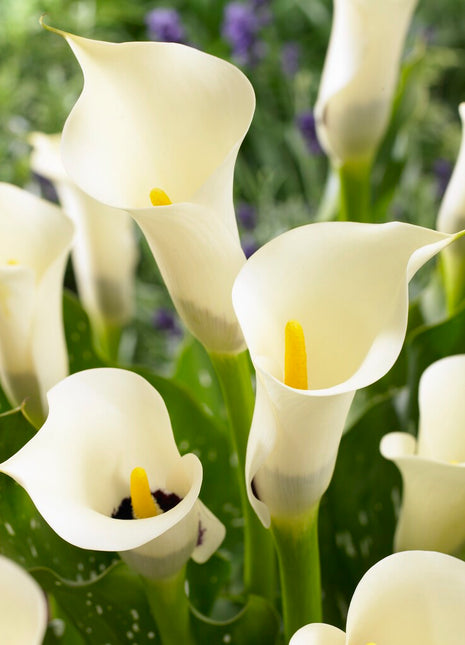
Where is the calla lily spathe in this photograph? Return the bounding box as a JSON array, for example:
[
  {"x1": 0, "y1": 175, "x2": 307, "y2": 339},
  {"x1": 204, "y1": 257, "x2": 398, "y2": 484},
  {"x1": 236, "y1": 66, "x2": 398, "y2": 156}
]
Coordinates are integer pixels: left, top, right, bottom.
[
  {"x1": 29, "y1": 132, "x2": 138, "y2": 345},
  {"x1": 0, "y1": 555, "x2": 48, "y2": 644},
  {"x1": 0, "y1": 183, "x2": 73, "y2": 425},
  {"x1": 315, "y1": 0, "x2": 418, "y2": 166},
  {"x1": 0, "y1": 368, "x2": 225, "y2": 579},
  {"x1": 437, "y1": 104, "x2": 465, "y2": 309},
  {"x1": 381, "y1": 354, "x2": 465, "y2": 553},
  {"x1": 55, "y1": 27, "x2": 255, "y2": 354},
  {"x1": 232, "y1": 221, "x2": 460, "y2": 527},
  {"x1": 289, "y1": 551, "x2": 465, "y2": 645}
]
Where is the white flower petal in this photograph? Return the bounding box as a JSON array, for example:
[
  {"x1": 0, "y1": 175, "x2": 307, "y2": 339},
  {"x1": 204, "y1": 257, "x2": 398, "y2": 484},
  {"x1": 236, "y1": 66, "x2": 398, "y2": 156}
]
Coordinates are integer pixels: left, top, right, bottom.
[
  {"x1": 0, "y1": 183, "x2": 73, "y2": 416},
  {"x1": 0, "y1": 555, "x2": 48, "y2": 645},
  {"x1": 233, "y1": 221, "x2": 458, "y2": 525},
  {"x1": 59, "y1": 30, "x2": 255, "y2": 353},
  {"x1": 0, "y1": 368, "x2": 224, "y2": 578},
  {"x1": 30, "y1": 132, "x2": 137, "y2": 332},
  {"x1": 381, "y1": 355, "x2": 465, "y2": 553},
  {"x1": 345, "y1": 551, "x2": 465, "y2": 644},
  {"x1": 437, "y1": 104, "x2": 465, "y2": 237},
  {"x1": 315, "y1": 0, "x2": 418, "y2": 164},
  {"x1": 289, "y1": 623, "x2": 345, "y2": 645}
]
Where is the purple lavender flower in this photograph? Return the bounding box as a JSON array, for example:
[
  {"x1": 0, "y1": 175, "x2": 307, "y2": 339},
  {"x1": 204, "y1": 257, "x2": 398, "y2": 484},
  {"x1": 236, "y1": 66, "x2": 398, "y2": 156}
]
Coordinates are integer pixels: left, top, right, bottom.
[
  {"x1": 281, "y1": 42, "x2": 300, "y2": 78},
  {"x1": 296, "y1": 111, "x2": 323, "y2": 155},
  {"x1": 152, "y1": 307, "x2": 182, "y2": 335},
  {"x1": 433, "y1": 158, "x2": 453, "y2": 199},
  {"x1": 237, "y1": 202, "x2": 257, "y2": 231},
  {"x1": 222, "y1": 2, "x2": 263, "y2": 66},
  {"x1": 241, "y1": 237, "x2": 259, "y2": 259},
  {"x1": 145, "y1": 8, "x2": 185, "y2": 43}
]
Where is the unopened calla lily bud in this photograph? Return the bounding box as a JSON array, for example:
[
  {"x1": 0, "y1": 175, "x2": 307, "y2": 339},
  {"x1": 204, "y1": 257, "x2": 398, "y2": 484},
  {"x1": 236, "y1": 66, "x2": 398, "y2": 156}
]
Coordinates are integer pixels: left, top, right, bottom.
[
  {"x1": 315, "y1": 0, "x2": 418, "y2": 167},
  {"x1": 437, "y1": 103, "x2": 465, "y2": 311}
]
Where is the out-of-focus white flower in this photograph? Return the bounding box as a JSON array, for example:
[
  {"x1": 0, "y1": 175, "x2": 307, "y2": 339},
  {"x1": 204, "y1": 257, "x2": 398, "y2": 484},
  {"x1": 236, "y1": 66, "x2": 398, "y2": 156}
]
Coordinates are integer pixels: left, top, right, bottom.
[
  {"x1": 315, "y1": 0, "x2": 418, "y2": 166},
  {"x1": 54, "y1": 26, "x2": 255, "y2": 354},
  {"x1": 290, "y1": 551, "x2": 465, "y2": 645},
  {"x1": 0, "y1": 183, "x2": 73, "y2": 425},
  {"x1": 0, "y1": 554, "x2": 48, "y2": 645},
  {"x1": 232, "y1": 221, "x2": 459, "y2": 527},
  {"x1": 29, "y1": 132, "x2": 138, "y2": 348},
  {"x1": 381, "y1": 354, "x2": 465, "y2": 553},
  {"x1": 437, "y1": 104, "x2": 465, "y2": 309},
  {"x1": 0, "y1": 368, "x2": 225, "y2": 579}
]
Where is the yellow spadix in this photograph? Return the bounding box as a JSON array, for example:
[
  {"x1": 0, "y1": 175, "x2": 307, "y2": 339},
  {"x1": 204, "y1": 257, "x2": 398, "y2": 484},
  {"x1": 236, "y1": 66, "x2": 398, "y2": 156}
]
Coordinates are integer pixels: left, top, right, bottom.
[
  {"x1": 284, "y1": 320, "x2": 308, "y2": 390},
  {"x1": 149, "y1": 188, "x2": 172, "y2": 206},
  {"x1": 130, "y1": 467, "x2": 161, "y2": 519}
]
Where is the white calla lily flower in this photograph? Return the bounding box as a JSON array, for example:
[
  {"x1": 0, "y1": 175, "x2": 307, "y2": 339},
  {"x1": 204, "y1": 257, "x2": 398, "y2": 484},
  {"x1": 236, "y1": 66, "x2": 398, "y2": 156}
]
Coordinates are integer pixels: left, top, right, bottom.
[
  {"x1": 381, "y1": 354, "x2": 465, "y2": 553},
  {"x1": 0, "y1": 183, "x2": 73, "y2": 425},
  {"x1": 0, "y1": 554, "x2": 48, "y2": 644},
  {"x1": 232, "y1": 221, "x2": 460, "y2": 527},
  {"x1": 29, "y1": 132, "x2": 138, "y2": 349},
  {"x1": 315, "y1": 0, "x2": 418, "y2": 166},
  {"x1": 290, "y1": 551, "x2": 465, "y2": 645},
  {"x1": 437, "y1": 104, "x2": 465, "y2": 309},
  {"x1": 0, "y1": 368, "x2": 225, "y2": 579},
  {"x1": 55, "y1": 27, "x2": 255, "y2": 354}
]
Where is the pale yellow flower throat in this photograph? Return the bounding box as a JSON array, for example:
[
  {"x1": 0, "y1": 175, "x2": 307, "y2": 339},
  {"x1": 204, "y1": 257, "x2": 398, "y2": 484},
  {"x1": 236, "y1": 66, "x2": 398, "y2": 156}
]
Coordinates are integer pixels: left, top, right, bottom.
[
  {"x1": 130, "y1": 467, "x2": 162, "y2": 519},
  {"x1": 284, "y1": 320, "x2": 308, "y2": 389}
]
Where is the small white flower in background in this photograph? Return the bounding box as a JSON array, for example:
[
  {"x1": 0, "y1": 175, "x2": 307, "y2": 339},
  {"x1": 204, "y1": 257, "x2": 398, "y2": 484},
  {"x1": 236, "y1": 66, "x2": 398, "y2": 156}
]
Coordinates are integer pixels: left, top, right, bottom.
[
  {"x1": 55, "y1": 27, "x2": 255, "y2": 354},
  {"x1": 381, "y1": 354, "x2": 465, "y2": 554},
  {"x1": 232, "y1": 221, "x2": 460, "y2": 527},
  {"x1": 437, "y1": 103, "x2": 465, "y2": 310},
  {"x1": 0, "y1": 183, "x2": 73, "y2": 426},
  {"x1": 290, "y1": 551, "x2": 465, "y2": 645},
  {"x1": 315, "y1": 0, "x2": 418, "y2": 166},
  {"x1": 29, "y1": 132, "x2": 138, "y2": 349},
  {"x1": 0, "y1": 368, "x2": 225, "y2": 579},
  {"x1": 0, "y1": 554, "x2": 47, "y2": 644}
]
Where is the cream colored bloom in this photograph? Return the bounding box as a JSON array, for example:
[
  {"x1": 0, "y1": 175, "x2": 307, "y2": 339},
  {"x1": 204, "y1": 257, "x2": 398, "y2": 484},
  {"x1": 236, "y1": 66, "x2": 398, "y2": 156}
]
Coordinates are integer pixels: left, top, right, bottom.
[
  {"x1": 29, "y1": 132, "x2": 138, "y2": 343},
  {"x1": 232, "y1": 221, "x2": 459, "y2": 527},
  {"x1": 315, "y1": 0, "x2": 418, "y2": 166},
  {"x1": 0, "y1": 368, "x2": 225, "y2": 579},
  {"x1": 381, "y1": 354, "x2": 465, "y2": 553},
  {"x1": 437, "y1": 104, "x2": 465, "y2": 308},
  {"x1": 290, "y1": 551, "x2": 465, "y2": 645},
  {"x1": 0, "y1": 555, "x2": 48, "y2": 644},
  {"x1": 0, "y1": 183, "x2": 73, "y2": 425},
  {"x1": 55, "y1": 27, "x2": 255, "y2": 354}
]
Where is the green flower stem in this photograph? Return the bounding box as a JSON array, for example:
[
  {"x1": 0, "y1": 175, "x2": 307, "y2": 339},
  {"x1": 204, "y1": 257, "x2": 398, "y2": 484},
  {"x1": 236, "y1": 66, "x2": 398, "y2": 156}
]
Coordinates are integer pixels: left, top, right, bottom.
[
  {"x1": 338, "y1": 158, "x2": 372, "y2": 222},
  {"x1": 94, "y1": 321, "x2": 122, "y2": 363},
  {"x1": 142, "y1": 567, "x2": 195, "y2": 645},
  {"x1": 271, "y1": 506, "x2": 322, "y2": 642},
  {"x1": 441, "y1": 252, "x2": 465, "y2": 315},
  {"x1": 209, "y1": 351, "x2": 276, "y2": 601}
]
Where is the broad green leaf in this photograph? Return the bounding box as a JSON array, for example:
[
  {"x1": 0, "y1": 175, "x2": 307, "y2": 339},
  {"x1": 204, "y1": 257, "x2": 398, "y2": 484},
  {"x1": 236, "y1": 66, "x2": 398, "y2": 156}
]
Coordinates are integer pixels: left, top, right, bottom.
[
  {"x1": 191, "y1": 594, "x2": 280, "y2": 645},
  {"x1": 63, "y1": 290, "x2": 106, "y2": 373},
  {"x1": 33, "y1": 562, "x2": 157, "y2": 644},
  {"x1": 174, "y1": 336, "x2": 225, "y2": 425},
  {"x1": 319, "y1": 392, "x2": 402, "y2": 629}
]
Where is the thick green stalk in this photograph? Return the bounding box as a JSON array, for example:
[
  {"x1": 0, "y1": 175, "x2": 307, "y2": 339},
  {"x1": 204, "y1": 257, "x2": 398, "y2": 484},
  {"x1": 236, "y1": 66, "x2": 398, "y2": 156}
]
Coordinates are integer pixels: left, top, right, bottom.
[
  {"x1": 338, "y1": 158, "x2": 372, "y2": 222},
  {"x1": 94, "y1": 321, "x2": 122, "y2": 363},
  {"x1": 271, "y1": 507, "x2": 322, "y2": 642},
  {"x1": 209, "y1": 351, "x2": 276, "y2": 601},
  {"x1": 142, "y1": 567, "x2": 195, "y2": 645}
]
